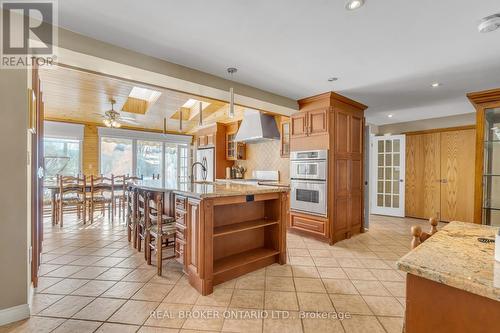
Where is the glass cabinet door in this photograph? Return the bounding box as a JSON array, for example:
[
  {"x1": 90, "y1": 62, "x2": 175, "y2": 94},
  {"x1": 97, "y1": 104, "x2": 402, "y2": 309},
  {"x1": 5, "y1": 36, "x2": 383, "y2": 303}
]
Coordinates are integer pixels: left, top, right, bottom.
[{"x1": 483, "y1": 108, "x2": 500, "y2": 226}]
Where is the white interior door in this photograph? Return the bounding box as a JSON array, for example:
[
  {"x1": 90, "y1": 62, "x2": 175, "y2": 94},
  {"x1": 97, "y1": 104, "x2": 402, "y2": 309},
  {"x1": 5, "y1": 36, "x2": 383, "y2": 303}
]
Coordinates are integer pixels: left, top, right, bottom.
[{"x1": 371, "y1": 135, "x2": 405, "y2": 217}]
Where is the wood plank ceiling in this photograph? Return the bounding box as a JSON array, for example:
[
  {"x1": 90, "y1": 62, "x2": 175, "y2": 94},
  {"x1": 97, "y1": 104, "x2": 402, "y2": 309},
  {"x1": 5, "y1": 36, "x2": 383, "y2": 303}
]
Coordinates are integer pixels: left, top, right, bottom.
[{"x1": 39, "y1": 65, "x2": 248, "y2": 134}]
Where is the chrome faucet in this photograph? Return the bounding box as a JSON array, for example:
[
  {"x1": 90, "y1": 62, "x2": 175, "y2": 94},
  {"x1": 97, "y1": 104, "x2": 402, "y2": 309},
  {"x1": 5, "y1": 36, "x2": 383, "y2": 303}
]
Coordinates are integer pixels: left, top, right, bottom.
[{"x1": 191, "y1": 160, "x2": 207, "y2": 182}]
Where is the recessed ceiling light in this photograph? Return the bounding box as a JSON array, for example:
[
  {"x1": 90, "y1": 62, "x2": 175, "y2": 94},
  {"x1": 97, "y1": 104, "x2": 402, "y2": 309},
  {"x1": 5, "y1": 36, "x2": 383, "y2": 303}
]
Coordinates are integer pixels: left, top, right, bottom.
[
  {"x1": 478, "y1": 14, "x2": 500, "y2": 33},
  {"x1": 345, "y1": 0, "x2": 365, "y2": 11},
  {"x1": 388, "y1": 114, "x2": 393, "y2": 118},
  {"x1": 431, "y1": 82, "x2": 441, "y2": 88},
  {"x1": 328, "y1": 77, "x2": 338, "y2": 82}
]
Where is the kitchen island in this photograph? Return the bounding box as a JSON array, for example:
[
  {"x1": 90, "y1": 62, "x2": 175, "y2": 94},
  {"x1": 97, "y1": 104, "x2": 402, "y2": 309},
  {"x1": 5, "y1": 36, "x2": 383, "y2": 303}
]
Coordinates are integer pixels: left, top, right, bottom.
[
  {"x1": 131, "y1": 180, "x2": 289, "y2": 295},
  {"x1": 397, "y1": 221, "x2": 500, "y2": 333}
]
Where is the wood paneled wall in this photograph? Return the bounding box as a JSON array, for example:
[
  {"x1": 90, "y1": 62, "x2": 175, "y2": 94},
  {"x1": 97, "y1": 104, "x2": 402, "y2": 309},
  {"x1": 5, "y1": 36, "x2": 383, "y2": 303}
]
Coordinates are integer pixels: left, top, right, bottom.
[{"x1": 83, "y1": 125, "x2": 99, "y2": 176}]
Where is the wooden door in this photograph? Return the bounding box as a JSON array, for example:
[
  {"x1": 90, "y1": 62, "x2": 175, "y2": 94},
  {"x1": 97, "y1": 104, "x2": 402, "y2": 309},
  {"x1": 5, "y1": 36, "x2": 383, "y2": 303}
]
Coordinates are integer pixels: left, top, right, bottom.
[
  {"x1": 308, "y1": 109, "x2": 328, "y2": 136},
  {"x1": 405, "y1": 133, "x2": 441, "y2": 220},
  {"x1": 31, "y1": 67, "x2": 44, "y2": 288},
  {"x1": 290, "y1": 112, "x2": 308, "y2": 138},
  {"x1": 440, "y1": 129, "x2": 475, "y2": 222}
]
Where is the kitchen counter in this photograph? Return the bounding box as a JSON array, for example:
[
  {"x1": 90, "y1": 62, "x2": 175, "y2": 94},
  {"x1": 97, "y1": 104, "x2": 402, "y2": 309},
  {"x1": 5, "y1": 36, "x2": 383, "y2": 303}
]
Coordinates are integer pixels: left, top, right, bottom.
[
  {"x1": 130, "y1": 179, "x2": 289, "y2": 296},
  {"x1": 397, "y1": 221, "x2": 500, "y2": 301},
  {"x1": 131, "y1": 179, "x2": 289, "y2": 199},
  {"x1": 397, "y1": 221, "x2": 500, "y2": 333}
]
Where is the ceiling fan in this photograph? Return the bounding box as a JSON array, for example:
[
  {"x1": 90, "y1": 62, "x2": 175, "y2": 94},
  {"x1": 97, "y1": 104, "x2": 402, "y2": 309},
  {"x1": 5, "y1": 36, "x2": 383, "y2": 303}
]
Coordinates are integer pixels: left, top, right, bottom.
[{"x1": 97, "y1": 99, "x2": 139, "y2": 128}]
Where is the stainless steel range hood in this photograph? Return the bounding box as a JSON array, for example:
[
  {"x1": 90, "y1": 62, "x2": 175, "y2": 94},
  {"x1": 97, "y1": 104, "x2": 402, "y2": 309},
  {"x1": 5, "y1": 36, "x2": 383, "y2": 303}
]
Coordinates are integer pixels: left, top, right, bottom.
[{"x1": 234, "y1": 109, "x2": 281, "y2": 143}]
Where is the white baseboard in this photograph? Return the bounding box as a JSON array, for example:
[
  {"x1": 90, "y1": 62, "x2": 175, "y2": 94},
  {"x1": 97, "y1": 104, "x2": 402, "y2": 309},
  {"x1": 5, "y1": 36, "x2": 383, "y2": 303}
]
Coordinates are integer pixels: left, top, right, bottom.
[{"x1": 0, "y1": 304, "x2": 30, "y2": 326}]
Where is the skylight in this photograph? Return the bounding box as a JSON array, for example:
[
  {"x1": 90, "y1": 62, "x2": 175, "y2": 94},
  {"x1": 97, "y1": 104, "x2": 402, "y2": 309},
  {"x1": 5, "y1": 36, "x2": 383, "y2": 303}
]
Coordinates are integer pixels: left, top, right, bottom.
[
  {"x1": 129, "y1": 87, "x2": 162, "y2": 103},
  {"x1": 182, "y1": 98, "x2": 211, "y2": 110}
]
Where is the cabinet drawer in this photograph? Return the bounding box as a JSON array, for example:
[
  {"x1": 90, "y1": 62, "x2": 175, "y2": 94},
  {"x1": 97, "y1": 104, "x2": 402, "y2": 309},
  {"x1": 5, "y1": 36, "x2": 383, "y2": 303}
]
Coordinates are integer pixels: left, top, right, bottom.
[
  {"x1": 291, "y1": 214, "x2": 326, "y2": 235},
  {"x1": 175, "y1": 196, "x2": 186, "y2": 211}
]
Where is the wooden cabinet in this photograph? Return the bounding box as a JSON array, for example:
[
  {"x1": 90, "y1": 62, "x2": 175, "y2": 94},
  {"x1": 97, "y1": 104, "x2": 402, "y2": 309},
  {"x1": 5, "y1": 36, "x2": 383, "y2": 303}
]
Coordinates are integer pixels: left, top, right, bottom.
[
  {"x1": 290, "y1": 211, "x2": 327, "y2": 237},
  {"x1": 225, "y1": 122, "x2": 246, "y2": 160},
  {"x1": 291, "y1": 112, "x2": 308, "y2": 138},
  {"x1": 290, "y1": 109, "x2": 328, "y2": 139},
  {"x1": 289, "y1": 92, "x2": 367, "y2": 244},
  {"x1": 280, "y1": 119, "x2": 290, "y2": 157},
  {"x1": 308, "y1": 109, "x2": 329, "y2": 136},
  {"x1": 405, "y1": 128, "x2": 475, "y2": 222},
  {"x1": 186, "y1": 198, "x2": 201, "y2": 275},
  {"x1": 467, "y1": 89, "x2": 500, "y2": 224}
]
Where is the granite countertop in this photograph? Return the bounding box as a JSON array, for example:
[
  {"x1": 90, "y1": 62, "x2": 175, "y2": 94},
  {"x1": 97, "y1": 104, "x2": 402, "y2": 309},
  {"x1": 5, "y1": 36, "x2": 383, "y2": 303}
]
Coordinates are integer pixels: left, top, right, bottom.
[
  {"x1": 397, "y1": 221, "x2": 500, "y2": 302},
  {"x1": 131, "y1": 179, "x2": 289, "y2": 199}
]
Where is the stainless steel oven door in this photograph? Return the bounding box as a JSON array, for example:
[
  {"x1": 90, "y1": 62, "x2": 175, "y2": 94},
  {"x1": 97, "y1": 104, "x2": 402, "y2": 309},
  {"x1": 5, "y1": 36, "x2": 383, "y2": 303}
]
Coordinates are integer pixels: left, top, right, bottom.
[
  {"x1": 290, "y1": 179, "x2": 327, "y2": 216},
  {"x1": 290, "y1": 160, "x2": 327, "y2": 180}
]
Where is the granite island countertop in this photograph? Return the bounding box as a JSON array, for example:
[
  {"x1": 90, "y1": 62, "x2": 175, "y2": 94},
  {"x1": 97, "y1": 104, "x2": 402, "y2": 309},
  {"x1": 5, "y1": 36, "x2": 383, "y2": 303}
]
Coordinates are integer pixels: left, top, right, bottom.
[
  {"x1": 397, "y1": 221, "x2": 500, "y2": 302},
  {"x1": 130, "y1": 179, "x2": 289, "y2": 199}
]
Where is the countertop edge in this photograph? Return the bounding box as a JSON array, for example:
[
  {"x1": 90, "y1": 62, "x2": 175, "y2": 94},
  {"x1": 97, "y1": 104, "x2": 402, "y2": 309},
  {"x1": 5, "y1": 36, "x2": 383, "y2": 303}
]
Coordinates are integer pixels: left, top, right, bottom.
[{"x1": 397, "y1": 259, "x2": 500, "y2": 302}]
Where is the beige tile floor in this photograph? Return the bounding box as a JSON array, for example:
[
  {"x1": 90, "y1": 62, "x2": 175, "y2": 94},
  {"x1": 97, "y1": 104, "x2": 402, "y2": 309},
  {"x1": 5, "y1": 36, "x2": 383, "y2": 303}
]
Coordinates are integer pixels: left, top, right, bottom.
[{"x1": 1, "y1": 213, "x2": 439, "y2": 333}]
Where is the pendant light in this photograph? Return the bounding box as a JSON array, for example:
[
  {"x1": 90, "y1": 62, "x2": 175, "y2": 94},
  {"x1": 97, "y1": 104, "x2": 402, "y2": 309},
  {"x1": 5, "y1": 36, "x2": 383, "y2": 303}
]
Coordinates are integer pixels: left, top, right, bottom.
[
  {"x1": 179, "y1": 108, "x2": 183, "y2": 132},
  {"x1": 227, "y1": 67, "x2": 237, "y2": 119},
  {"x1": 163, "y1": 117, "x2": 167, "y2": 134},
  {"x1": 198, "y1": 101, "x2": 203, "y2": 126}
]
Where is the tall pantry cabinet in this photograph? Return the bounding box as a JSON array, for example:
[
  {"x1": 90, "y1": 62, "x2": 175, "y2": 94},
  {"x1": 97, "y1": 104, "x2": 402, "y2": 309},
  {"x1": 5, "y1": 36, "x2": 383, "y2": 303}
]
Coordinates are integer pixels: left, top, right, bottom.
[{"x1": 289, "y1": 92, "x2": 367, "y2": 244}]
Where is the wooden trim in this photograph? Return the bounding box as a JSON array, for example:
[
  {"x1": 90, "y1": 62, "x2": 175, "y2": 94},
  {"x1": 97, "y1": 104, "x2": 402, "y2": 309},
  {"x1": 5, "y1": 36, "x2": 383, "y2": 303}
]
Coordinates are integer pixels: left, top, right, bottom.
[
  {"x1": 43, "y1": 117, "x2": 188, "y2": 136},
  {"x1": 473, "y1": 109, "x2": 485, "y2": 224},
  {"x1": 55, "y1": 63, "x2": 283, "y2": 115},
  {"x1": 404, "y1": 125, "x2": 475, "y2": 136},
  {"x1": 467, "y1": 88, "x2": 500, "y2": 224},
  {"x1": 298, "y1": 91, "x2": 368, "y2": 111},
  {"x1": 467, "y1": 88, "x2": 500, "y2": 105}
]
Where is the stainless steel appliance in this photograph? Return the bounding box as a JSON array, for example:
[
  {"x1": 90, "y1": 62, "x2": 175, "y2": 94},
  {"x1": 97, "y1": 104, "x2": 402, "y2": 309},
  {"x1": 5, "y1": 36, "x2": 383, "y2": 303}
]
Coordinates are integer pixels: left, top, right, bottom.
[
  {"x1": 290, "y1": 150, "x2": 327, "y2": 216},
  {"x1": 195, "y1": 148, "x2": 214, "y2": 182}
]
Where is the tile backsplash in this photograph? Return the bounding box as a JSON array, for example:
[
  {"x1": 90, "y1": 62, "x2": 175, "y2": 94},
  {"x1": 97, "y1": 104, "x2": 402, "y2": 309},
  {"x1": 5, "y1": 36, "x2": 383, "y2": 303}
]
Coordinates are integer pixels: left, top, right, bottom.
[{"x1": 236, "y1": 140, "x2": 290, "y2": 182}]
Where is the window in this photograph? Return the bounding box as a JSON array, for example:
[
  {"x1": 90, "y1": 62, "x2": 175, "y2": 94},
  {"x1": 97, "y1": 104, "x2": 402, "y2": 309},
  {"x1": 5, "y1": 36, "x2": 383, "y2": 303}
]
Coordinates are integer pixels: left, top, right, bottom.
[
  {"x1": 44, "y1": 138, "x2": 81, "y2": 181},
  {"x1": 137, "y1": 140, "x2": 162, "y2": 180},
  {"x1": 99, "y1": 132, "x2": 191, "y2": 187},
  {"x1": 100, "y1": 137, "x2": 133, "y2": 176}
]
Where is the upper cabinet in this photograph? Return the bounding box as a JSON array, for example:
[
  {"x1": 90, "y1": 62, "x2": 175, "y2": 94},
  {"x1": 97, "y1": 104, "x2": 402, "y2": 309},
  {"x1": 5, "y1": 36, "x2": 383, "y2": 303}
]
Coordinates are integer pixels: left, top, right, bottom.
[
  {"x1": 290, "y1": 108, "x2": 328, "y2": 139},
  {"x1": 225, "y1": 122, "x2": 246, "y2": 161},
  {"x1": 291, "y1": 112, "x2": 308, "y2": 138},
  {"x1": 280, "y1": 118, "x2": 290, "y2": 158},
  {"x1": 308, "y1": 109, "x2": 329, "y2": 136}
]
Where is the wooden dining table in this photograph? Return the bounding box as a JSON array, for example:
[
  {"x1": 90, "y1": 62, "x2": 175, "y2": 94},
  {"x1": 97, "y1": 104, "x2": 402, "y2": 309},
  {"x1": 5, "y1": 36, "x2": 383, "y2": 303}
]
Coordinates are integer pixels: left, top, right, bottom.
[{"x1": 45, "y1": 182, "x2": 126, "y2": 225}]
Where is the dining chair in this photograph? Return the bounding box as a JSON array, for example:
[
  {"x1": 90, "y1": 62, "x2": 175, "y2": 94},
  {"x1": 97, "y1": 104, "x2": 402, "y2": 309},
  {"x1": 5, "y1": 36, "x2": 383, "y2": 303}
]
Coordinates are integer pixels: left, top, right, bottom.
[
  {"x1": 112, "y1": 175, "x2": 126, "y2": 220},
  {"x1": 122, "y1": 174, "x2": 143, "y2": 221},
  {"x1": 136, "y1": 188, "x2": 147, "y2": 253},
  {"x1": 89, "y1": 175, "x2": 114, "y2": 223},
  {"x1": 144, "y1": 190, "x2": 176, "y2": 275},
  {"x1": 56, "y1": 174, "x2": 87, "y2": 227},
  {"x1": 126, "y1": 184, "x2": 138, "y2": 248}
]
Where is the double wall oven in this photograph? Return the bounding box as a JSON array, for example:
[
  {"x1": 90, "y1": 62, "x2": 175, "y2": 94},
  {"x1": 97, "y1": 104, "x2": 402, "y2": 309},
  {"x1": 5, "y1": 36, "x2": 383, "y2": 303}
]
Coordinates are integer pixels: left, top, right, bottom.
[{"x1": 290, "y1": 150, "x2": 328, "y2": 216}]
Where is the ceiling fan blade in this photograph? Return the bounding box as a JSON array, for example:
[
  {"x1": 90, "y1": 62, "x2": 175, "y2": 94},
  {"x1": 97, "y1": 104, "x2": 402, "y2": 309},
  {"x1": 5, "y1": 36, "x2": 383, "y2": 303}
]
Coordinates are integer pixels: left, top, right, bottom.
[{"x1": 119, "y1": 116, "x2": 137, "y2": 121}]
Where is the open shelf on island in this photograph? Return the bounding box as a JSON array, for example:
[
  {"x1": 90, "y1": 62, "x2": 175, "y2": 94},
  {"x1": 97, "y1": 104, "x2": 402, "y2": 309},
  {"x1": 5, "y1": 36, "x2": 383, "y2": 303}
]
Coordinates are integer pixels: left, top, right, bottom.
[
  {"x1": 214, "y1": 219, "x2": 278, "y2": 237},
  {"x1": 213, "y1": 247, "x2": 280, "y2": 276}
]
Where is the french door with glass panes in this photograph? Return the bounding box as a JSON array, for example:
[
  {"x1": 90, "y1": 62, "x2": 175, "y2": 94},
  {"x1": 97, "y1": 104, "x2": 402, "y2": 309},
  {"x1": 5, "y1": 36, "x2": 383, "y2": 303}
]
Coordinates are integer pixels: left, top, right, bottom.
[{"x1": 371, "y1": 135, "x2": 405, "y2": 216}]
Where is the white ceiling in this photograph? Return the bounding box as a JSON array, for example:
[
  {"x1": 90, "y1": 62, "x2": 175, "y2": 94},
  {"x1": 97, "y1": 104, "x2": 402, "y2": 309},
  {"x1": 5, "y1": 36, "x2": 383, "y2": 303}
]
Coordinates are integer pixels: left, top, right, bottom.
[{"x1": 57, "y1": 0, "x2": 500, "y2": 125}]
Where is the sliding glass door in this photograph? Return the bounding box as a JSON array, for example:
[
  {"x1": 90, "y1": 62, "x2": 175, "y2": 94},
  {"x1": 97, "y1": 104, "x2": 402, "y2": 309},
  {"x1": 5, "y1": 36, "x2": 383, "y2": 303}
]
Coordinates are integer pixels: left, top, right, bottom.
[
  {"x1": 100, "y1": 137, "x2": 133, "y2": 176},
  {"x1": 137, "y1": 140, "x2": 162, "y2": 180}
]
